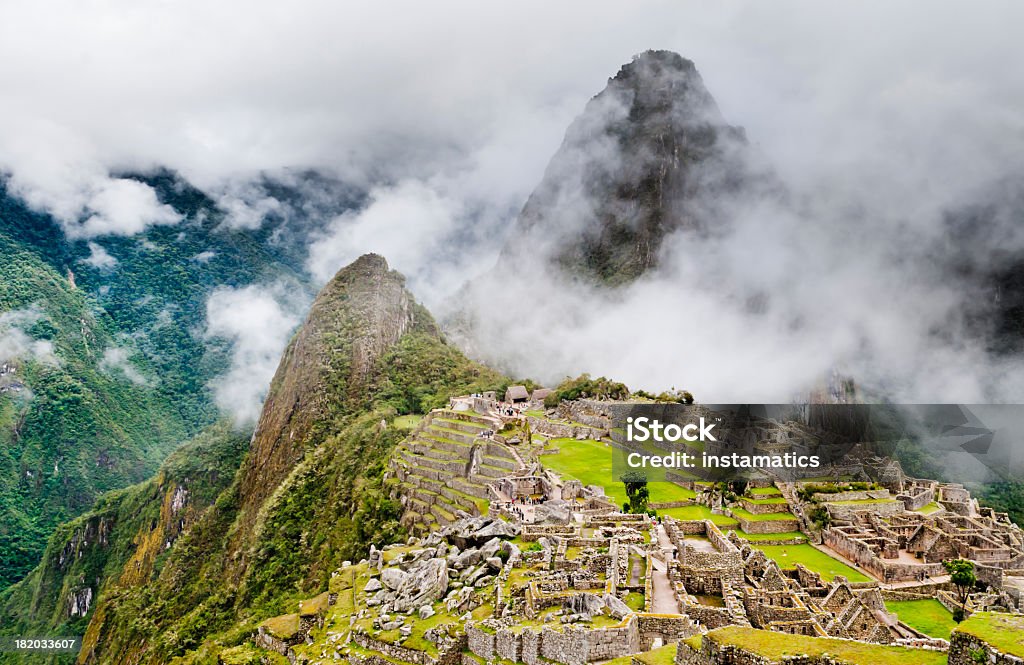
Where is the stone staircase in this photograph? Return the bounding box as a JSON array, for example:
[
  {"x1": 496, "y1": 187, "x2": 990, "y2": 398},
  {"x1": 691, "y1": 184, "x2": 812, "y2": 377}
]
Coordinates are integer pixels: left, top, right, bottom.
[{"x1": 392, "y1": 409, "x2": 524, "y2": 533}]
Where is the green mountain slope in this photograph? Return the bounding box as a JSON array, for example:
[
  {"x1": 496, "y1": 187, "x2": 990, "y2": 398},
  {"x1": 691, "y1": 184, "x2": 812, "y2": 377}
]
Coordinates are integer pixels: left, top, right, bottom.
[
  {"x1": 0, "y1": 172, "x2": 355, "y2": 589},
  {"x1": 0, "y1": 254, "x2": 506, "y2": 664},
  {"x1": 0, "y1": 232, "x2": 192, "y2": 588}
]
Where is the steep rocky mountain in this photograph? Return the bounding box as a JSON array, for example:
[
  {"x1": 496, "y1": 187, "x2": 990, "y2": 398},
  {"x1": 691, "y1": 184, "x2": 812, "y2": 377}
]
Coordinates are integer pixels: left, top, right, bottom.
[
  {"x1": 498, "y1": 49, "x2": 775, "y2": 286},
  {"x1": 0, "y1": 254, "x2": 505, "y2": 664}
]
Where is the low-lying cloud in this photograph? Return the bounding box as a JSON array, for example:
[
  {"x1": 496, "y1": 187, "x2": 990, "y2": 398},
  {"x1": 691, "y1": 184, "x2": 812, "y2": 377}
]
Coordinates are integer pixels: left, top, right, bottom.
[
  {"x1": 99, "y1": 346, "x2": 153, "y2": 387},
  {"x1": 0, "y1": 309, "x2": 61, "y2": 367},
  {"x1": 203, "y1": 284, "x2": 305, "y2": 425}
]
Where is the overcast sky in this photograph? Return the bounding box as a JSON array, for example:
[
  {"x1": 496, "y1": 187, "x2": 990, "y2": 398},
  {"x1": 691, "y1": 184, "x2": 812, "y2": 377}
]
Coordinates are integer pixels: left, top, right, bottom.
[
  {"x1": 3, "y1": 1, "x2": 1024, "y2": 411},
  {"x1": 3, "y1": 1, "x2": 1022, "y2": 236}
]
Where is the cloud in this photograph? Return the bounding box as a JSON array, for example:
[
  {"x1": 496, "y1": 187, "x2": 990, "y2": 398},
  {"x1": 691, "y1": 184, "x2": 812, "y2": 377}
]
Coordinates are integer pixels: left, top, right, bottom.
[
  {"x1": 99, "y1": 346, "x2": 152, "y2": 387},
  {"x1": 203, "y1": 284, "x2": 304, "y2": 424},
  {"x1": 82, "y1": 242, "x2": 118, "y2": 269},
  {"x1": 2, "y1": 1, "x2": 1024, "y2": 402},
  {"x1": 192, "y1": 250, "x2": 217, "y2": 263},
  {"x1": 0, "y1": 308, "x2": 60, "y2": 367},
  {"x1": 214, "y1": 182, "x2": 283, "y2": 230}
]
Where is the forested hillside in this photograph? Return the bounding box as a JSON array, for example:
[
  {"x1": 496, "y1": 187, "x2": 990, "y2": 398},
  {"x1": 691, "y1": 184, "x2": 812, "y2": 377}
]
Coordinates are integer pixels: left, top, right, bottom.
[{"x1": 0, "y1": 173, "x2": 357, "y2": 589}]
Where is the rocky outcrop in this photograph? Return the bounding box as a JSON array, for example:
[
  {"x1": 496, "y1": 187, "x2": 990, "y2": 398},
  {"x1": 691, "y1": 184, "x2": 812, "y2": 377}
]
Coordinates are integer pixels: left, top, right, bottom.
[{"x1": 498, "y1": 50, "x2": 774, "y2": 286}]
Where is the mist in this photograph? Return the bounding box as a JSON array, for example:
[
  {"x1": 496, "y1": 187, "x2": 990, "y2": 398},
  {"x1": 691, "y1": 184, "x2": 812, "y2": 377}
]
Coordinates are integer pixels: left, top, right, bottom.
[{"x1": 3, "y1": 1, "x2": 1024, "y2": 408}]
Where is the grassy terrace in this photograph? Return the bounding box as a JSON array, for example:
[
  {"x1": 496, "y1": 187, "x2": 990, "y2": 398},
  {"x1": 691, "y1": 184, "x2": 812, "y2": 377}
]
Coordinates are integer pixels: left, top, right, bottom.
[
  {"x1": 955, "y1": 611, "x2": 1024, "y2": 657},
  {"x1": 914, "y1": 502, "x2": 942, "y2": 515},
  {"x1": 744, "y1": 496, "x2": 789, "y2": 505},
  {"x1": 701, "y1": 626, "x2": 947, "y2": 665},
  {"x1": 752, "y1": 544, "x2": 871, "y2": 582},
  {"x1": 660, "y1": 505, "x2": 738, "y2": 527},
  {"x1": 394, "y1": 414, "x2": 424, "y2": 429},
  {"x1": 606, "y1": 643, "x2": 677, "y2": 665},
  {"x1": 731, "y1": 507, "x2": 797, "y2": 522},
  {"x1": 542, "y1": 438, "x2": 696, "y2": 507},
  {"x1": 884, "y1": 599, "x2": 956, "y2": 640},
  {"x1": 749, "y1": 486, "x2": 783, "y2": 496},
  {"x1": 734, "y1": 529, "x2": 807, "y2": 542}
]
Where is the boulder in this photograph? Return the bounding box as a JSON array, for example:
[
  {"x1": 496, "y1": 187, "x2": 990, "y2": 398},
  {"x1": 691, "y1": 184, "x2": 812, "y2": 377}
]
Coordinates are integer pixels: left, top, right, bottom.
[
  {"x1": 603, "y1": 593, "x2": 633, "y2": 619},
  {"x1": 419, "y1": 605, "x2": 435, "y2": 619},
  {"x1": 392, "y1": 558, "x2": 449, "y2": 612},
  {"x1": 364, "y1": 578, "x2": 383, "y2": 593},
  {"x1": 533, "y1": 502, "x2": 571, "y2": 525},
  {"x1": 474, "y1": 519, "x2": 521, "y2": 540},
  {"x1": 480, "y1": 538, "x2": 502, "y2": 559},
  {"x1": 381, "y1": 568, "x2": 408, "y2": 590},
  {"x1": 453, "y1": 549, "x2": 482, "y2": 570},
  {"x1": 565, "y1": 593, "x2": 604, "y2": 618}
]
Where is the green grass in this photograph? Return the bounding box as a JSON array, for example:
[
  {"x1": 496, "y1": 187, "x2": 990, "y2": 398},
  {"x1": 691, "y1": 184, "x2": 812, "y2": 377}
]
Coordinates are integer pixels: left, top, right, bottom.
[
  {"x1": 542, "y1": 438, "x2": 695, "y2": 506},
  {"x1": 659, "y1": 505, "x2": 738, "y2": 527},
  {"x1": 624, "y1": 592, "x2": 645, "y2": 611},
  {"x1": 394, "y1": 414, "x2": 423, "y2": 429},
  {"x1": 914, "y1": 502, "x2": 942, "y2": 515},
  {"x1": 731, "y1": 508, "x2": 797, "y2": 522},
  {"x1": 734, "y1": 530, "x2": 806, "y2": 542},
  {"x1": 955, "y1": 612, "x2": 1024, "y2": 657},
  {"x1": 705, "y1": 626, "x2": 946, "y2": 665},
  {"x1": 749, "y1": 487, "x2": 783, "y2": 496},
  {"x1": 825, "y1": 498, "x2": 899, "y2": 506},
  {"x1": 743, "y1": 496, "x2": 789, "y2": 505},
  {"x1": 605, "y1": 643, "x2": 676, "y2": 665},
  {"x1": 884, "y1": 599, "x2": 956, "y2": 639},
  {"x1": 752, "y1": 544, "x2": 871, "y2": 582}
]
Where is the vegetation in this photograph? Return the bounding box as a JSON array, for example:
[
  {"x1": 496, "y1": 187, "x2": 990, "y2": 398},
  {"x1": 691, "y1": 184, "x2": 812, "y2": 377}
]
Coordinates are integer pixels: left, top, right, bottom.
[
  {"x1": 542, "y1": 438, "x2": 694, "y2": 507},
  {"x1": 0, "y1": 259, "x2": 508, "y2": 664},
  {"x1": 944, "y1": 558, "x2": 977, "y2": 621},
  {"x1": 0, "y1": 173, "x2": 329, "y2": 590},
  {"x1": 750, "y1": 544, "x2": 871, "y2": 582},
  {"x1": 621, "y1": 471, "x2": 650, "y2": 513},
  {"x1": 797, "y1": 482, "x2": 881, "y2": 501},
  {"x1": 632, "y1": 389, "x2": 694, "y2": 404},
  {"x1": 704, "y1": 626, "x2": 946, "y2": 665},
  {"x1": 731, "y1": 508, "x2": 797, "y2": 522},
  {"x1": 658, "y1": 505, "x2": 738, "y2": 527},
  {"x1": 884, "y1": 599, "x2": 956, "y2": 639},
  {"x1": 954, "y1": 612, "x2": 1024, "y2": 658},
  {"x1": 543, "y1": 374, "x2": 629, "y2": 408},
  {"x1": 0, "y1": 232, "x2": 194, "y2": 588}
]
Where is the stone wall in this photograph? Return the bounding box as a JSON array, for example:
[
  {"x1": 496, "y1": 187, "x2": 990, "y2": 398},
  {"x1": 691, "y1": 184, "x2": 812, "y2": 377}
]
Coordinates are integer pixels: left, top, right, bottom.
[
  {"x1": 824, "y1": 501, "x2": 903, "y2": 521},
  {"x1": 734, "y1": 513, "x2": 800, "y2": 535},
  {"x1": 353, "y1": 632, "x2": 436, "y2": 665},
  {"x1": 530, "y1": 417, "x2": 607, "y2": 442},
  {"x1": 811, "y1": 490, "x2": 891, "y2": 503},
  {"x1": 950, "y1": 629, "x2": 1024, "y2": 665},
  {"x1": 466, "y1": 613, "x2": 696, "y2": 665},
  {"x1": 738, "y1": 499, "x2": 792, "y2": 516},
  {"x1": 824, "y1": 528, "x2": 944, "y2": 582}
]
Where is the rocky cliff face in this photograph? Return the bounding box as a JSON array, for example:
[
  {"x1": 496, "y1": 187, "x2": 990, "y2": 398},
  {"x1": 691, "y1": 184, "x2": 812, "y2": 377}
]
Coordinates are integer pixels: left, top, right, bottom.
[
  {"x1": 500, "y1": 50, "x2": 773, "y2": 285},
  {"x1": 235, "y1": 254, "x2": 426, "y2": 544}
]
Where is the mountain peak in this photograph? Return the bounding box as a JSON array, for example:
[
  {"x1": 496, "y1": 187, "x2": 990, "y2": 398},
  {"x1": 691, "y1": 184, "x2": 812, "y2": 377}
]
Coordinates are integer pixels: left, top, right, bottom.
[
  {"x1": 501, "y1": 50, "x2": 760, "y2": 285},
  {"x1": 234, "y1": 252, "x2": 426, "y2": 541}
]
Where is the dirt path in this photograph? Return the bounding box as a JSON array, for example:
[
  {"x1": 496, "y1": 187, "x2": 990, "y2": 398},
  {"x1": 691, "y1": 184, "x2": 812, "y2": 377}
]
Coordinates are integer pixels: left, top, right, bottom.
[
  {"x1": 650, "y1": 558, "x2": 680, "y2": 614},
  {"x1": 649, "y1": 525, "x2": 681, "y2": 614}
]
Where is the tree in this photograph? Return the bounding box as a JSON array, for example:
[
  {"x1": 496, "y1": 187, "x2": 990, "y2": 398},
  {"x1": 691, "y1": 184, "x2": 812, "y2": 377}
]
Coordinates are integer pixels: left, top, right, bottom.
[
  {"x1": 620, "y1": 471, "x2": 650, "y2": 514},
  {"x1": 943, "y1": 558, "x2": 976, "y2": 621}
]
